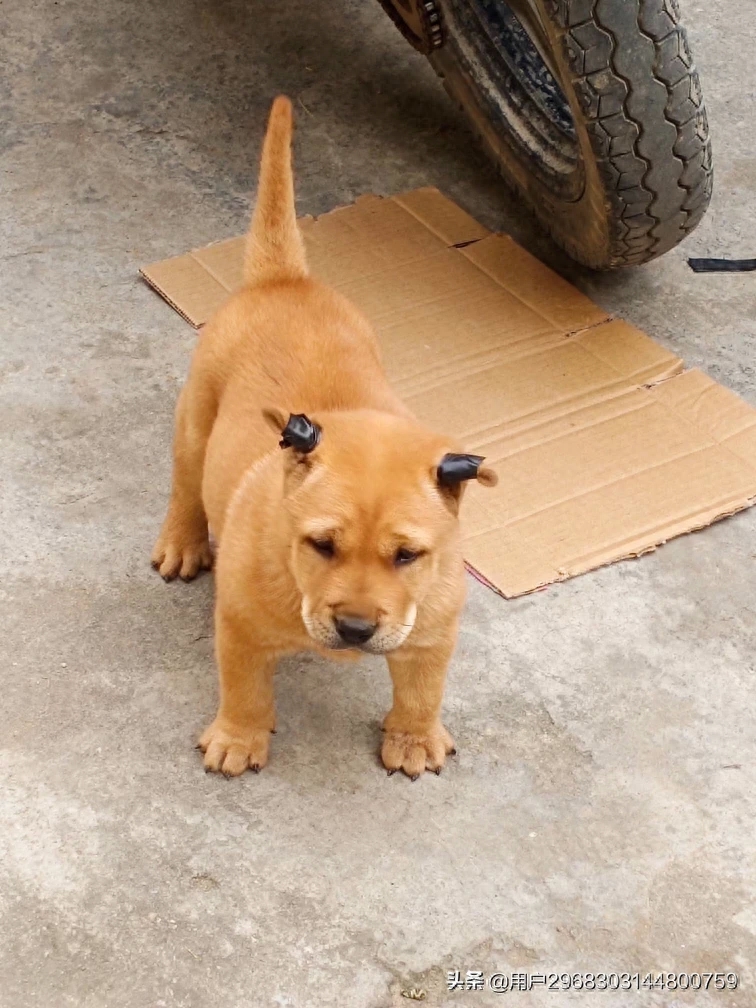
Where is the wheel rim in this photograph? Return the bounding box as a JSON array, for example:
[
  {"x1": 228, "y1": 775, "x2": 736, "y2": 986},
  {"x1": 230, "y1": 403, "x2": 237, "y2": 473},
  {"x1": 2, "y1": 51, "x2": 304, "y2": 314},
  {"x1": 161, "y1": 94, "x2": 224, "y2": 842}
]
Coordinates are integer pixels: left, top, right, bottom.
[{"x1": 444, "y1": 0, "x2": 583, "y2": 199}]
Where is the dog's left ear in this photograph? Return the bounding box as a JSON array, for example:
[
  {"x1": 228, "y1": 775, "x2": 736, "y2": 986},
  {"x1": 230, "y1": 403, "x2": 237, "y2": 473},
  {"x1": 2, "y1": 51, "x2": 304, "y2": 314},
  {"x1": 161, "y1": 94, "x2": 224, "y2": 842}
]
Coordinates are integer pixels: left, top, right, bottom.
[
  {"x1": 437, "y1": 453, "x2": 498, "y2": 489},
  {"x1": 262, "y1": 409, "x2": 322, "y2": 454},
  {"x1": 436, "y1": 452, "x2": 497, "y2": 513}
]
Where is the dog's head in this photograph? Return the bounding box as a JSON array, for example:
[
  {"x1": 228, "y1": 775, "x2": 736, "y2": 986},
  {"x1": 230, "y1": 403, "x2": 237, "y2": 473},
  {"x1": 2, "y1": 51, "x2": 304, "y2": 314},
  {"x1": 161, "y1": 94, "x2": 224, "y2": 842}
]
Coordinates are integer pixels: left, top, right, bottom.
[{"x1": 264, "y1": 408, "x2": 496, "y2": 654}]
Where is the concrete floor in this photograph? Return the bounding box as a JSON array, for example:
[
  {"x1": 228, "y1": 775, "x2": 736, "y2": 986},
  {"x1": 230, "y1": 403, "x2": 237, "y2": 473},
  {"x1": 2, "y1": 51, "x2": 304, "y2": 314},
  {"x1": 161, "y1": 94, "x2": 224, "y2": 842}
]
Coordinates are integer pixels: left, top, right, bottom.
[{"x1": 1, "y1": 0, "x2": 755, "y2": 1005}]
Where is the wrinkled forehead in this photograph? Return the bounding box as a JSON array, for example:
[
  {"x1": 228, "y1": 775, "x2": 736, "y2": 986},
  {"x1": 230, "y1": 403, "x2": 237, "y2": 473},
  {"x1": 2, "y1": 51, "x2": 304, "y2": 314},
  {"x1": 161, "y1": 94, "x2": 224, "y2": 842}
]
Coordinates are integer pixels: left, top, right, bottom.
[{"x1": 294, "y1": 461, "x2": 446, "y2": 539}]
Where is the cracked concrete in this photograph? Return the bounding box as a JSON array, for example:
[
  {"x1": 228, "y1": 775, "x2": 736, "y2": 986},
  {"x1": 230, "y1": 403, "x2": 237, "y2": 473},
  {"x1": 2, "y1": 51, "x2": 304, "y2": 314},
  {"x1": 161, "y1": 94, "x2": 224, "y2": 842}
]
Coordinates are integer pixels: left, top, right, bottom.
[{"x1": 1, "y1": 0, "x2": 755, "y2": 1006}]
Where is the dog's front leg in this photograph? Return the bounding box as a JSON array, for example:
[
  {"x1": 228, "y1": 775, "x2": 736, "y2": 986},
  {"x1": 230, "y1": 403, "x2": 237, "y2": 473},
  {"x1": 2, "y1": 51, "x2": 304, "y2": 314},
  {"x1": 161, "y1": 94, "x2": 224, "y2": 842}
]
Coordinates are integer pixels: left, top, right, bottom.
[
  {"x1": 199, "y1": 608, "x2": 277, "y2": 776},
  {"x1": 382, "y1": 636, "x2": 456, "y2": 779}
]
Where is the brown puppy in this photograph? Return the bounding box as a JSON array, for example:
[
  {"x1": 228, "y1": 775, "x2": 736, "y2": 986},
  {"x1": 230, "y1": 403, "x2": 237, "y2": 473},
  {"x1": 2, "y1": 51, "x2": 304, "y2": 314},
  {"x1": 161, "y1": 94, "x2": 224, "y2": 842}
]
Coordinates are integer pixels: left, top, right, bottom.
[{"x1": 152, "y1": 96, "x2": 496, "y2": 778}]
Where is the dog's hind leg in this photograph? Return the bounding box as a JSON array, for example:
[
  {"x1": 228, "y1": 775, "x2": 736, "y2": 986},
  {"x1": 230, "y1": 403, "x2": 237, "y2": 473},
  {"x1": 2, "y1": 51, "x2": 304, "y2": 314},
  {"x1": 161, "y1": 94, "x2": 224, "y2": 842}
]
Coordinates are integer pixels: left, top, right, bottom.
[{"x1": 152, "y1": 378, "x2": 215, "y2": 581}]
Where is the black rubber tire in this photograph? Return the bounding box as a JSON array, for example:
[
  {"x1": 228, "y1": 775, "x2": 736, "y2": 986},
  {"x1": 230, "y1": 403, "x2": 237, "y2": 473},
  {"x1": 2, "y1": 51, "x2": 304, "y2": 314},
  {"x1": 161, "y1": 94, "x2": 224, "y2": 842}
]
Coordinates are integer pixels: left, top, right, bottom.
[{"x1": 429, "y1": 0, "x2": 713, "y2": 269}]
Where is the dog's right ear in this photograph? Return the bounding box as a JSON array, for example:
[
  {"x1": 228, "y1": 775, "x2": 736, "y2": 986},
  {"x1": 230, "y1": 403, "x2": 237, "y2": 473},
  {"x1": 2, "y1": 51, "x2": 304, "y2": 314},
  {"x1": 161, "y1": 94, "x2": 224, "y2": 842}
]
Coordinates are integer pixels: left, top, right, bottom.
[
  {"x1": 263, "y1": 409, "x2": 323, "y2": 494},
  {"x1": 262, "y1": 409, "x2": 322, "y2": 455}
]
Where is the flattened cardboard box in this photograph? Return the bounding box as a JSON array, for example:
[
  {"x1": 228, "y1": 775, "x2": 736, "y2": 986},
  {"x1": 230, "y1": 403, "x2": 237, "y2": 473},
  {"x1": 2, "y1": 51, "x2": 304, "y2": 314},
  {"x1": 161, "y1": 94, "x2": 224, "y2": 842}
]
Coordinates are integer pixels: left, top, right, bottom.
[{"x1": 142, "y1": 188, "x2": 756, "y2": 598}]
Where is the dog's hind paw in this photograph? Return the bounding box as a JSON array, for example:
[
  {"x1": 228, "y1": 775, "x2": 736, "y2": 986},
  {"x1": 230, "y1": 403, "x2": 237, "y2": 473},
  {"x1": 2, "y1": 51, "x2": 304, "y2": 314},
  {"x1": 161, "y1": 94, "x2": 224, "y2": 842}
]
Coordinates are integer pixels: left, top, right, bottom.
[
  {"x1": 381, "y1": 722, "x2": 455, "y2": 779},
  {"x1": 151, "y1": 533, "x2": 213, "y2": 582},
  {"x1": 198, "y1": 719, "x2": 271, "y2": 776}
]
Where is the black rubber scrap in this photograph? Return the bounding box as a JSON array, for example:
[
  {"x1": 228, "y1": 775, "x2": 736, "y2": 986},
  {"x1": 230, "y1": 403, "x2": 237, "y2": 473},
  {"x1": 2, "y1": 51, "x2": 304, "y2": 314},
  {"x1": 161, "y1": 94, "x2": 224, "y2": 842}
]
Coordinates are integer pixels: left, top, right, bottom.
[{"x1": 688, "y1": 258, "x2": 756, "y2": 272}]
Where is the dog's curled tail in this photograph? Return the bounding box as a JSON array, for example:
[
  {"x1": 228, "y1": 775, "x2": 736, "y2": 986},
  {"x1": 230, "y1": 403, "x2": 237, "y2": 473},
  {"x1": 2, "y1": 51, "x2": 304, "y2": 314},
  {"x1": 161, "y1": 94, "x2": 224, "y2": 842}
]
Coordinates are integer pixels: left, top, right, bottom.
[{"x1": 244, "y1": 96, "x2": 308, "y2": 286}]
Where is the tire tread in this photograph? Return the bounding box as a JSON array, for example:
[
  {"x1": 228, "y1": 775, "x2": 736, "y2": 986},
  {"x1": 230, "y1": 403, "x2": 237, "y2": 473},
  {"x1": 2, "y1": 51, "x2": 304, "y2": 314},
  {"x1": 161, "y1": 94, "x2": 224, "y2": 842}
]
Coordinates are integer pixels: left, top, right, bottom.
[{"x1": 551, "y1": 0, "x2": 712, "y2": 265}]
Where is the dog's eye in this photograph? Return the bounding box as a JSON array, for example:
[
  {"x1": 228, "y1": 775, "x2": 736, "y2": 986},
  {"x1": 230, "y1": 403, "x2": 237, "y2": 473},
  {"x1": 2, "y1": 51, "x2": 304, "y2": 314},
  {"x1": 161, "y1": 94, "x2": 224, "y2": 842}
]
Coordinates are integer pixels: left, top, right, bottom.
[
  {"x1": 308, "y1": 537, "x2": 336, "y2": 559},
  {"x1": 394, "y1": 547, "x2": 421, "y2": 566}
]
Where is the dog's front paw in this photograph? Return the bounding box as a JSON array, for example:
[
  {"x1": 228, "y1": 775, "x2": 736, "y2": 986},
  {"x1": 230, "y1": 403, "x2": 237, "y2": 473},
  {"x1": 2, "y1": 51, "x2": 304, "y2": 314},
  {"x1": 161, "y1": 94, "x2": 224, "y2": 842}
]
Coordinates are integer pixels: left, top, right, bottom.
[
  {"x1": 151, "y1": 528, "x2": 213, "y2": 582},
  {"x1": 198, "y1": 719, "x2": 271, "y2": 776},
  {"x1": 381, "y1": 721, "x2": 455, "y2": 779}
]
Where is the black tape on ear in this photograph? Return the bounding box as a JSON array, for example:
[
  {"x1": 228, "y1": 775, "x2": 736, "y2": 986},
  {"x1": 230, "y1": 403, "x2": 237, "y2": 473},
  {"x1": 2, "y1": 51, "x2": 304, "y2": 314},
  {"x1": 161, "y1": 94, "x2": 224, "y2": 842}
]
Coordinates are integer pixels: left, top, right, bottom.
[
  {"x1": 279, "y1": 414, "x2": 322, "y2": 453},
  {"x1": 437, "y1": 453, "x2": 485, "y2": 486}
]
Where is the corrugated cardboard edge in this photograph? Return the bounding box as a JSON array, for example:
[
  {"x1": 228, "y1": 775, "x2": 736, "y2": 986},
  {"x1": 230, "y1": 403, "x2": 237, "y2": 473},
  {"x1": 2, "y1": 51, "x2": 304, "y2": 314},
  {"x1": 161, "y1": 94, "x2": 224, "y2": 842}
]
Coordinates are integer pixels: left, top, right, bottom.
[
  {"x1": 499, "y1": 495, "x2": 756, "y2": 599},
  {"x1": 140, "y1": 268, "x2": 198, "y2": 327}
]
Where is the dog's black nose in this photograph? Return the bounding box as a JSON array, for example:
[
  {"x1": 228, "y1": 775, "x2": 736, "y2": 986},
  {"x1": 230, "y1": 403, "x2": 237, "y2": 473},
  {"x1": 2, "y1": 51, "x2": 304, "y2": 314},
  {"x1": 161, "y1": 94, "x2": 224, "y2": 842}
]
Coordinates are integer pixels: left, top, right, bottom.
[{"x1": 335, "y1": 616, "x2": 377, "y2": 646}]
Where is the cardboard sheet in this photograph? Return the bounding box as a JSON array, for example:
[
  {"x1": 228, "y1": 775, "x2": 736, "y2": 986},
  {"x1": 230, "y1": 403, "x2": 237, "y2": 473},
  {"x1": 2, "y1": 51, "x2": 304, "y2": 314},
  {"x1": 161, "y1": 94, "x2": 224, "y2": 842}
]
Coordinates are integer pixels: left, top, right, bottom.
[{"x1": 141, "y1": 188, "x2": 756, "y2": 597}]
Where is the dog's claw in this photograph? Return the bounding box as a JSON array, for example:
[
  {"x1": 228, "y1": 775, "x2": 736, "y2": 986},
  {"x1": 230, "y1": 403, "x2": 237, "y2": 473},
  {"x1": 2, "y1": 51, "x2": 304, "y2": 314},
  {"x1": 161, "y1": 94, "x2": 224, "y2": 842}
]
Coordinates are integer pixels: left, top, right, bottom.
[
  {"x1": 410, "y1": 774, "x2": 419, "y2": 782},
  {"x1": 250, "y1": 764, "x2": 261, "y2": 774},
  {"x1": 433, "y1": 767, "x2": 442, "y2": 776},
  {"x1": 387, "y1": 769, "x2": 396, "y2": 777},
  {"x1": 449, "y1": 747, "x2": 457, "y2": 756}
]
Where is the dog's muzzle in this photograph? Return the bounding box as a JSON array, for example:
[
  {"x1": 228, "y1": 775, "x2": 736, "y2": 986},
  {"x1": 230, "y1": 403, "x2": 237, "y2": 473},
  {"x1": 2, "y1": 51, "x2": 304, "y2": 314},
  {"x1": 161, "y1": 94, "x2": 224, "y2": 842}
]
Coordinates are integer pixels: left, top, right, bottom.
[{"x1": 301, "y1": 601, "x2": 417, "y2": 655}]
